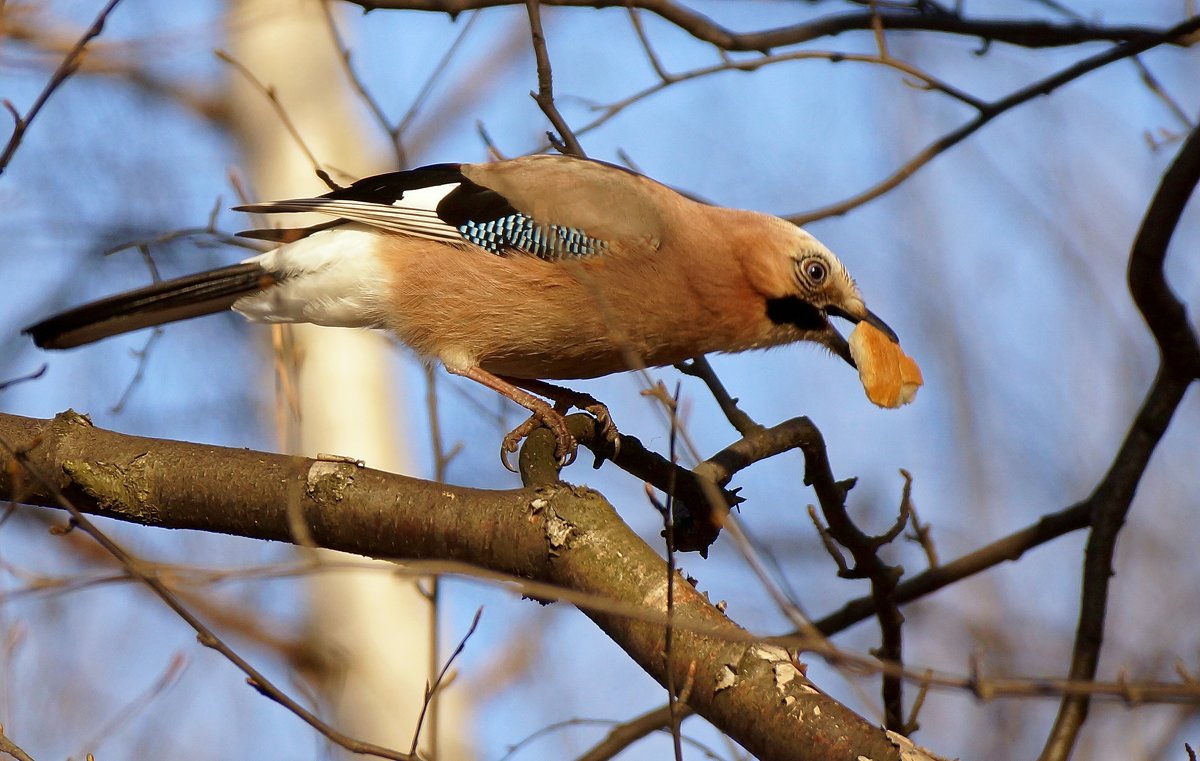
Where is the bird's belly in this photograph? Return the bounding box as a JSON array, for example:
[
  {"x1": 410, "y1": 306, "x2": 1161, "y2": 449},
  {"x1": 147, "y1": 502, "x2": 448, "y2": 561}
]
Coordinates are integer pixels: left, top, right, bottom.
[
  {"x1": 478, "y1": 348, "x2": 641, "y2": 380},
  {"x1": 381, "y1": 241, "x2": 775, "y2": 380},
  {"x1": 390, "y1": 302, "x2": 701, "y2": 380}
]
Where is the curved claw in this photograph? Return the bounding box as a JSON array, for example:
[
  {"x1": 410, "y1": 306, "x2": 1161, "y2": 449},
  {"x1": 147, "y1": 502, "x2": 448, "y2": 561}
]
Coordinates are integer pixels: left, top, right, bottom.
[
  {"x1": 555, "y1": 433, "x2": 578, "y2": 467},
  {"x1": 583, "y1": 402, "x2": 621, "y2": 459},
  {"x1": 499, "y1": 440, "x2": 520, "y2": 473},
  {"x1": 500, "y1": 411, "x2": 578, "y2": 470}
]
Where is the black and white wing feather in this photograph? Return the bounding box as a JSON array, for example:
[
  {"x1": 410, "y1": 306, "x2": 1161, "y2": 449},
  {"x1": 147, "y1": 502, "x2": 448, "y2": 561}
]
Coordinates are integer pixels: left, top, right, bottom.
[{"x1": 235, "y1": 162, "x2": 610, "y2": 261}]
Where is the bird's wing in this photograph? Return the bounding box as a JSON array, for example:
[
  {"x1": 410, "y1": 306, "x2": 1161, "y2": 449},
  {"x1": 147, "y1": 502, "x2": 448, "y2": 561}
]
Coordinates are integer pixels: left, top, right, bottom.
[{"x1": 235, "y1": 157, "x2": 669, "y2": 262}]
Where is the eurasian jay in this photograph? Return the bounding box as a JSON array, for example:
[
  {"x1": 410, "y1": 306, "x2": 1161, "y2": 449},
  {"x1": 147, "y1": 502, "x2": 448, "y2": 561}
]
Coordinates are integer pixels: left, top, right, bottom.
[{"x1": 24, "y1": 154, "x2": 901, "y2": 464}]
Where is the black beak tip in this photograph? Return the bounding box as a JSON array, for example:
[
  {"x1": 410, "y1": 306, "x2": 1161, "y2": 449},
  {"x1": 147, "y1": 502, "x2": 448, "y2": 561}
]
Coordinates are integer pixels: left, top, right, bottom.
[
  {"x1": 827, "y1": 305, "x2": 899, "y2": 345},
  {"x1": 865, "y1": 312, "x2": 900, "y2": 344}
]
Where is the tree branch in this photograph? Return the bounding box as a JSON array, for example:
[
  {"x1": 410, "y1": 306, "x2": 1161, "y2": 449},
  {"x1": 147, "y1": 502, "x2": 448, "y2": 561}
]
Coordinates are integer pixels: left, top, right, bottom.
[
  {"x1": 0, "y1": 0, "x2": 125, "y2": 176},
  {"x1": 0, "y1": 410, "x2": 916, "y2": 761},
  {"x1": 341, "y1": 0, "x2": 1195, "y2": 53},
  {"x1": 787, "y1": 13, "x2": 1200, "y2": 224},
  {"x1": 1039, "y1": 120, "x2": 1200, "y2": 761}
]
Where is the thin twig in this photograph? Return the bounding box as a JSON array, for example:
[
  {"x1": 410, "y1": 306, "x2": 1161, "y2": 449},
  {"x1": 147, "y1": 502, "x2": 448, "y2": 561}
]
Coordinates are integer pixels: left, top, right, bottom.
[
  {"x1": 573, "y1": 703, "x2": 697, "y2": 761},
  {"x1": 0, "y1": 730, "x2": 35, "y2": 761},
  {"x1": 0, "y1": 367, "x2": 47, "y2": 394},
  {"x1": 109, "y1": 329, "x2": 163, "y2": 414},
  {"x1": 559, "y1": 48, "x2": 985, "y2": 153},
  {"x1": 319, "y1": 0, "x2": 401, "y2": 161},
  {"x1": 424, "y1": 365, "x2": 462, "y2": 483},
  {"x1": 662, "y1": 383, "x2": 684, "y2": 761},
  {"x1": 789, "y1": 14, "x2": 1200, "y2": 224},
  {"x1": 806, "y1": 458, "x2": 911, "y2": 731},
  {"x1": 1132, "y1": 57, "x2": 1194, "y2": 131},
  {"x1": 0, "y1": 0, "x2": 125, "y2": 175},
  {"x1": 625, "y1": 5, "x2": 672, "y2": 82},
  {"x1": 74, "y1": 653, "x2": 187, "y2": 757},
  {"x1": 675, "y1": 357, "x2": 764, "y2": 437},
  {"x1": 409, "y1": 607, "x2": 482, "y2": 756},
  {"x1": 814, "y1": 499, "x2": 1092, "y2": 636},
  {"x1": 523, "y1": 0, "x2": 585, "y2": 156},
  {"x1": 215, "y1": 49, "x2": 339, "y2": 190},
  {"x1": 903, "y1": 473, "x2": 939, "y2": 568},
  {"x1": 395, "y1": 11, "x2": 481, "y2": 141}
]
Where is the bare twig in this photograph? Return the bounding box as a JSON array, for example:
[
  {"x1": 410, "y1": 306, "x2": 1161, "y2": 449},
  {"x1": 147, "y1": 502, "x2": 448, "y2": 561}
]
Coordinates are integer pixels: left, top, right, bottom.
[
  {"x1": 0, "y1": 367, "x2": 47, "y2": 394},
  {"x1": 0, "y1": 729, "x2": 35, "y2": 761},
  {"x1": 0, "y1": 0, "x2": 125, "y2": 175},
  {"x1": 215, "y1": 50, "x2": 339, "y2": 190},
  {"x1": 501, "y1": 711, "x2": 714, "y2": 761},
  {"x1": 655, "y1": 382, "x2": 684, "y2": 761},
  {"x1": 523, "y1": 0, "x2": 585, "y2": 157},
  {"x1": 562, "y1": 48, "x2": 985, "y2": 153},
  {"x1": 74, "y1": 653, "x2": 187, "y2": 758},
  {"x1": 424, "y1": 365, "x2": 462, "y2": 482},
  {"x1": 394, "y1": 11, "x2": 481, "y2": 143},
  {"x1": 1039, "y1": 120, "x2": 1200, "y2": 761},
  {"x1": 807, "y1": 460, "x2": 912, "y2": 731},
  {"x1": 903, "y1": 477, "x2": 939, "y2": 569},
  {"x1": 320, "y1": 0, "x2": 481, "y2": 165},
  {"x1": 788, "y1": 14, "x2": 1200, "y2": 224},
  {"x1": 1132, "y1": 58, "x2": 1195, "y2": 131},
  {"x1": 109, "y1": 329, "x2": 163, "y2": 414},
  {"x1": 344, "y1": 1, "x2": 1193, "y2": 53},
  {"x1": 410, "y1": 607, "x2": 482, "y2": 756},
  {"x1": 319, "y1": 0, "x2": 400, "y2": 160},
  {"x1": 675, "y1": 357, "x2": 764, "y2": 437},
  {"x1": 573, "y1": 703, "x2": 697, "y2": 761},
  {"x1": 814, "y1": 499, "x2": 1091, "y2": 636},
  {"x1": 625, "y1": 5, "x2": 671, "y2": 82}
]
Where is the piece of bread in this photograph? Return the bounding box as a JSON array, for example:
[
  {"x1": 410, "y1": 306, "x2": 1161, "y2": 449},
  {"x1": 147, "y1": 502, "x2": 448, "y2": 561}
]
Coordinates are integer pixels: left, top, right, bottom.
[{"x1": 848, "y1": 323, "x2": 923, "y2": 408}]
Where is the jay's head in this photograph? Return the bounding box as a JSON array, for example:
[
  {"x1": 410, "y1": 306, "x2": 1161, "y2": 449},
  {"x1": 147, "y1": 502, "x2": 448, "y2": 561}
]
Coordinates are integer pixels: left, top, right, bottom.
[{"x1": 749, "y1": 219, "x2": 898, "y2": 368}]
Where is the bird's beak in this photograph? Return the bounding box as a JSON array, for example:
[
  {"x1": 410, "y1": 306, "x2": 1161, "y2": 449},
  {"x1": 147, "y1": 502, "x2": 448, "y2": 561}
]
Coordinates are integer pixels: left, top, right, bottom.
[{"x1": 824, "y1": 304, "x2": 900, "y2": 369}]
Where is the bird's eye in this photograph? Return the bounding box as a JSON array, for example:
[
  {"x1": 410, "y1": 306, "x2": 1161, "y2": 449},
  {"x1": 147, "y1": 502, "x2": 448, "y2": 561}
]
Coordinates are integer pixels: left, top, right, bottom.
[{"x1": 802, "y1": 259, "x2": 827, "y2": 284}]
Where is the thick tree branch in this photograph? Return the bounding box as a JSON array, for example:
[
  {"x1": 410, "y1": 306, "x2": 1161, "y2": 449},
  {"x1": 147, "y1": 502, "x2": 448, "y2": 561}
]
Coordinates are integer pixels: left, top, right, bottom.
[{"x1": 0, "y1": 410, "x2": 918, "y2": 761}]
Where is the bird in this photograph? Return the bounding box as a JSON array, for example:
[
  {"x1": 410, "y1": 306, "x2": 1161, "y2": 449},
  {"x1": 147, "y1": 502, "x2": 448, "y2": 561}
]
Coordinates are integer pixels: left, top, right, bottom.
[{"x1": 24, "y1": 154, "x2": 901, "y2": 466}]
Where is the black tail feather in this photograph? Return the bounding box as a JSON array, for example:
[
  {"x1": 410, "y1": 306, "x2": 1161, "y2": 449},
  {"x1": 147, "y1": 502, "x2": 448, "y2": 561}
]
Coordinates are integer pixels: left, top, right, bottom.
[
  {"x1": 236, "y1": 218, "x2": 346, "y2": 243},
  {"x1": 24, "y1": 263, "x2": 274, "y2": 350}
]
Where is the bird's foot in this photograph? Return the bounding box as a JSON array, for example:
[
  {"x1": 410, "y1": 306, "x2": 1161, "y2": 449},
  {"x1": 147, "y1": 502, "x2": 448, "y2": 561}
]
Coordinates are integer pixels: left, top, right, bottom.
[
  {"x1": 500, "y1": 408, "x2": 577, "y2": 472},
  {"x1": 574, "y1": 398, "x2": 621, "y2": 460}
]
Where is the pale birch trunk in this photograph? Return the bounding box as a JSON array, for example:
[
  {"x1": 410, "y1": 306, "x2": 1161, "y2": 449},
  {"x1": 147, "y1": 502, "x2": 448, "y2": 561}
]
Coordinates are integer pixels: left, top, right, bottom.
[{"x1": 225, "y1": 1, "x2": 471, "y2": 756}]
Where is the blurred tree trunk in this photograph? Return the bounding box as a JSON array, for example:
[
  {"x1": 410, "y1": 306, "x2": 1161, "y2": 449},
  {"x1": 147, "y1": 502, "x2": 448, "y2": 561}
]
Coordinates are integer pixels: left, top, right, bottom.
[{"x1": 224, "y1": 0, "x2": 471, "y2": 756}]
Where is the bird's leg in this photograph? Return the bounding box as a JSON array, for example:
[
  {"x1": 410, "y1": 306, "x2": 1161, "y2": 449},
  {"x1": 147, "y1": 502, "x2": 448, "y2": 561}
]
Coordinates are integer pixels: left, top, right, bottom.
[
  {"x1": 446, "y1": 366, "x2": 577, "y2": 470},
  {"x1": 500, "y1": 377, "x2": 621, "y2": 456}
]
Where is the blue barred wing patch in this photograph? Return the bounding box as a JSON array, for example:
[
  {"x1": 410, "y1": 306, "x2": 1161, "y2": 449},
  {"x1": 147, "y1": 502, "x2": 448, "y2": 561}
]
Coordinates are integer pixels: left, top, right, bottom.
[{"x1": 459, "y1": 214, "x2": 609, "y2": 260}]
